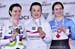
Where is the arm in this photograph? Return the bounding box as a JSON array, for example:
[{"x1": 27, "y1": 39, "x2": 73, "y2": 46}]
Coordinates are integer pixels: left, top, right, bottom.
[
  {"x1": 22, "y1": 24, "x2": 27, "y2": 47},
  {"x1": 69, "y1": 20, "x2": 75, "y2": 40},
  {"x1": 40, "y1": 22, "x2": 52, "y2": 43}
]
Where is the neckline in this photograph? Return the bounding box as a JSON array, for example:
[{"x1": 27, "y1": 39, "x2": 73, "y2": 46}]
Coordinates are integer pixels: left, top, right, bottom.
[{"x1": 32, "y1": 18, "x2": 41, "y2": 27}]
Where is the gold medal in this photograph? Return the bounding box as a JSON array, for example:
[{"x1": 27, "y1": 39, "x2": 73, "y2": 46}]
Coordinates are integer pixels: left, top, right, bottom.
[{"x1": 37, "y1": 27, "x2": 42, "y2": 32}]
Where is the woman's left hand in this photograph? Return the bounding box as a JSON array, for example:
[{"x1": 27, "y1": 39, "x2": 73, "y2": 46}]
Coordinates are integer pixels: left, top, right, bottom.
[
  {"x1": 37, "y1": 27, "x2": 46, "y2": 39},
  {"x1": 60, "y1": 25, "x2": 66, "y2": 33}
]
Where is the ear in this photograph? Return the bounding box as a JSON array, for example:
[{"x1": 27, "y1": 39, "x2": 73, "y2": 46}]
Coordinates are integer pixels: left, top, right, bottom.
[
  {"x1": 9, "y1": 11, "x2": 12, "y2": 16},
  {"x1": 10, "y1": 11, "x2": 12, "y2": 14},
  {"x1": 52, "y1": 11, "x2": 54, "y2": 15}
]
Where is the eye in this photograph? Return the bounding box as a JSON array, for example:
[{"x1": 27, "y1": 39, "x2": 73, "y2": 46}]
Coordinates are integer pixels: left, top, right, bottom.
[
  {"x1": 19, "y1": 10, "x2": 21, "y2": 12},
  {"x1": 33, "y1": 9, "x2": 36, "y2": 12},
  {"x1": 37, "y1": 9, "x2": 40, "y2": 12},
  {"x1": 55, "y1": 8, "x2": 58, "y2": 10}
]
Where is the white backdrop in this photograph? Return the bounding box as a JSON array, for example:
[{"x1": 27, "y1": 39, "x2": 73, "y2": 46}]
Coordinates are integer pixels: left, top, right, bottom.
[
  {"x1": 0, "y1": 0, "x2": 75, "y2": 49},
  {"x1": 0, "y1": 0, "x2": 75, "y2": 23}
]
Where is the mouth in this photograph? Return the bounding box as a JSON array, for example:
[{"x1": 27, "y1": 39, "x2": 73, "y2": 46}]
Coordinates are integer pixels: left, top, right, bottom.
[{"x1": 34, "y1": 14, "x2": 39, "y2": 16}]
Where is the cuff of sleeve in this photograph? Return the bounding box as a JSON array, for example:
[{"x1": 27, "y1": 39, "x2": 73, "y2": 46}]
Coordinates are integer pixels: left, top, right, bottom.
[
  {"x1": 65, "y1": 29, "x2": 70, "y2": 35},
  {"x1": 43, "y1": 36, "x2": 52, "y2": 44},
  {"x1": 22, "y1": 40, "x2": 27, "y2": 46}
]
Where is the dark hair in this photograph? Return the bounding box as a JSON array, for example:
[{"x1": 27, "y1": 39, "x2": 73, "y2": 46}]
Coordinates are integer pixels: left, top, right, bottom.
[
  {"x1": 52, "y1": 2, "x2": 64, "y2": 11},
  {"x1": 9, "y1": 3, "x2": 22, "y2": 16},
  {"x1": 30, "y1": 2, "x2": 42, "y2": 11}
]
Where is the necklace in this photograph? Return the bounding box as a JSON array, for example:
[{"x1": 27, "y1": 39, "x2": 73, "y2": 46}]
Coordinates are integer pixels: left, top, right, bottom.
[{"x1": 32, "y1": 18, "x2": 42, "y2": 30}]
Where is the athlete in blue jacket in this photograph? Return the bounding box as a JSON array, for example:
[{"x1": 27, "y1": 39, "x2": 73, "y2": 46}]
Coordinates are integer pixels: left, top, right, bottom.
[{"x1": 49, "y1": 2, "x2": 75, "y2": 49}]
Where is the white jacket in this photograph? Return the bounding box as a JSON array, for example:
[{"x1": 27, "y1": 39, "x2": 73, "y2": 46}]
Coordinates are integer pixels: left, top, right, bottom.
[
  {"x1": 1, "y1": 19, "x2": 25, "y2": 49},
  {"x1": 24, "y1": 16, "x2": 52, "y2": 49}
]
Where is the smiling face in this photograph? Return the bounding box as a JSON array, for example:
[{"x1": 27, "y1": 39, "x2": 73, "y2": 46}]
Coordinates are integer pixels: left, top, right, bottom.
[
  {"x1": 30, "y1": 5, "x2": 42, "y2": 19},
  {"x1": 10, "y1": 6, "x2": 21, "y2": 20},
  {"x1": 53, "y1": 4, "x2": 64, "y2": 17}
]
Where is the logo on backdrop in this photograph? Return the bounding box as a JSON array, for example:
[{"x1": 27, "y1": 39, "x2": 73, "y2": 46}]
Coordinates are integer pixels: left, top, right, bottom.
[
  {"x1": 42, "y1": 13, "x2": 49, "y2": 19},
  {"x1": 20, "y1": 15, "x2": 29, "y2": 20},
  {"x1": 42, "y1": 0, "x2": 51, "y2": 6},
  {"x1": 63, "y1": 2, "x2": 75, "y2": 5},
  {"x1": 0, "y1": 15, "x2": 29, "y2": 20},
  {"x1": 0, "y1": 3, "x2": 6, "y2": 8},
  {"x1": 64, "y1": 12, "x2": 74, "y2": 17}
]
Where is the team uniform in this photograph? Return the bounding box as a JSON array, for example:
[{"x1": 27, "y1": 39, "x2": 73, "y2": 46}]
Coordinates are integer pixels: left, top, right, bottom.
[
  {"x1": 49, "y1": 17, "x2": 75, "y2": 49},
  {"x1": 24, "y1": 17, "x2": 52, "y2": 49},
  {"x1": 0, "y1": 24, "x2": 11, "y2": 49},
  {"x1": 2, "y1": 19, "x2": 25, "y2": 49}
]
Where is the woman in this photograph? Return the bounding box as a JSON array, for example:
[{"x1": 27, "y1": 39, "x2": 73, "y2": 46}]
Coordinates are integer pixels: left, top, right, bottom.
[
  {"x1": 24, "y1": 2, "x2": 52, "y2": 49},
  {"x1": 49, "y1": 2, "x2": 75, "y2": 49},
  {"x1": 3, "y1": 3, "x2": 25, "y2": 49},
  {"x1": 0, "y1": 24, "x2": 16, "y2": 46}
]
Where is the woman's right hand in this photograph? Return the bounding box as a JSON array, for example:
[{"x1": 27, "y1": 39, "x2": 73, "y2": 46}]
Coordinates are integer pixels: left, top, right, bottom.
[
  {"x1": 10, "y1": 31, "x2": 18, "y2": 41},
  {"x1": 57, "y1": 27, "x2": 62, "y2": 33}
]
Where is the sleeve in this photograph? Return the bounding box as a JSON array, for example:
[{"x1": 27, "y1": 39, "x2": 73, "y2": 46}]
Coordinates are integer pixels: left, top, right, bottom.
[
  {"x1": 0, "y1": 24, "x2": 10, "y2": 46},
  {"x1": 42, "y1": 22, "x2": 52, "y2": 43},
  {"x1": 65, "y1": 29, "x2": 70, "y2": 35},
  {"x1": 22, "y1": 28, "x2": 27, "y2": 46},
  {"x1": 69, "y1": 20, "x2": 75, "y2": 40},
  {"x1": 22, "y1": 39, "x2": 27, "y2": 46},
  {"x1": 22, "y1": 23, "x2": 27, "y2": 46},
  {"x1": 0, "y1": 39, "x2": 10, "y2": 46}
]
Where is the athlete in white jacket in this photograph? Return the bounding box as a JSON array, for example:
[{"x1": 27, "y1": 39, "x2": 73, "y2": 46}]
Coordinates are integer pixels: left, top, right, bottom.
[
  {"x1": 1, "y1": 3, "x2": 25, "y2": 49},
  {"x1": 23, "y1": 2, "x2": 52, "y2": 49}
]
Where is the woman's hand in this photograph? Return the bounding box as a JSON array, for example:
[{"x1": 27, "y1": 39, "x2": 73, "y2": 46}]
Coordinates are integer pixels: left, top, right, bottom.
[
  {"x1": 57, "y1": 26, "x2": 66, "y2": 33},
  {"x1": 37, "y1": 27, "x2": 46, "y2": 39},
  {"x1": 10, "y1": 31, "x2": 18, "y2": 41}
]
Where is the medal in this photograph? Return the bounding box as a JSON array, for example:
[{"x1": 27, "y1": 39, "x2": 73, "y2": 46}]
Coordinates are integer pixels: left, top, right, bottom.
[
  {"x1": 57, "y1": 28, "x2": 62, "y2": 33},
  {"x1": 37, "y1": 27, "x2": 42, "y2": 31},
  {"x1": 37, "y1": 27, "x2": 43, "y2": 33}
]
